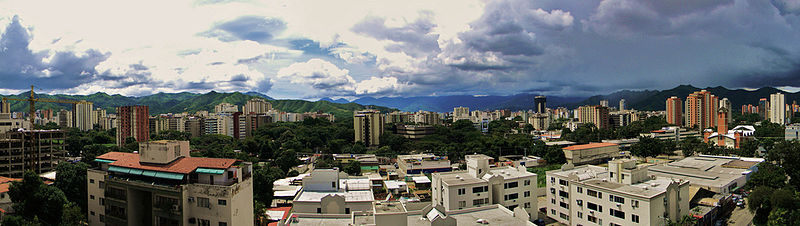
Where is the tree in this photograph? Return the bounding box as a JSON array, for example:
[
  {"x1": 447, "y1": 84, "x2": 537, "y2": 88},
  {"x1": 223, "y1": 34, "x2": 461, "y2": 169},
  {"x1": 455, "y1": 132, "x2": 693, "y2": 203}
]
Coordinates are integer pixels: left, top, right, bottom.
[
  {"x1": 767, "y1": 140, "x2": 800, "y2": 188},
  {"x1": 55, "y1": 162, "x2": 89, "y2": 218},
  {"x1": 81, "y1": 144, "x2": 118, "y2": 164},
  {"x1": 252, "y1": 165, "x2": 285, "y2": 206},
  {"x1": 343, "y1": 161, "x2": 362, "y2": 176},
  {"x1": 276, "y1": 149, "x2": 299, "y2": 173},
  {"x1": 9, "y1": 171, "x2": 70, "y2": 226},
  {"x1": 667, "y1": 215, "x2": 698, "y2": 226},
  {"x1": 59, "y1": 202, "x2": 84, "y2": 226},
  {"x1": 1, "y1": 215, "x2": 42, "y2": 226},
  {"x1": 150, "y1": 130, "x2": 192, "y2": 141},
  {"x1": 746, "y1": 163, "x2": 786, "y2": 189},
  {"x1": 749, "y1": 186, "x2": 775, "y2": 225},
  {"x1": 630, "y1": 136, "x2": 665, "y2": 158}
]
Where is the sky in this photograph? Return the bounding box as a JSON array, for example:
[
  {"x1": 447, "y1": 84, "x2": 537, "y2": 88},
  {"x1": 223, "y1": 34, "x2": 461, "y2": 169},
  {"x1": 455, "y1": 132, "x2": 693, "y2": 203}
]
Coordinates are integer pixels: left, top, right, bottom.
[{"x1": 0, "y1": 0, "x2": 799, "y2": 99}]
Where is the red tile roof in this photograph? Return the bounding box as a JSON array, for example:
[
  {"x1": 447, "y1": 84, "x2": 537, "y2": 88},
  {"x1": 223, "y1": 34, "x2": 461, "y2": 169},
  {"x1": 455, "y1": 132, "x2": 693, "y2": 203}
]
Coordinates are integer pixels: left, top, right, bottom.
[
  {"x1": 563, "y1": 142, "x2": 619, "y2": 151},
  {"x1": 267, "y1": 207, "x2": 292, "y2": 226},
  {"x1": 0, "y1": 176, "x2": 21, "y2": 193},
  {"x1": 97, "y1": 152, "x2": 239, "y2": 174}
]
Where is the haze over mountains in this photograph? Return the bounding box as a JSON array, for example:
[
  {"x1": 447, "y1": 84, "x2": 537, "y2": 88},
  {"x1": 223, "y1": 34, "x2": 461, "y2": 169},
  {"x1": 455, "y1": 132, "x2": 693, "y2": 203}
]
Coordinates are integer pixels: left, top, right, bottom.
[{"x1": 2, "y1": 85, "x2": 796, "y2": 116}]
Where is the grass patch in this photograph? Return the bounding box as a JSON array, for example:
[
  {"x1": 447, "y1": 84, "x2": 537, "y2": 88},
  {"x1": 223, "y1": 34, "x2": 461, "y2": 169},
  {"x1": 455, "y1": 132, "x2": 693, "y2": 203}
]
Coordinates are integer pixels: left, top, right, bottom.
[{"x1": 527, "y1": 164, "x2": 562, "y2": 187}]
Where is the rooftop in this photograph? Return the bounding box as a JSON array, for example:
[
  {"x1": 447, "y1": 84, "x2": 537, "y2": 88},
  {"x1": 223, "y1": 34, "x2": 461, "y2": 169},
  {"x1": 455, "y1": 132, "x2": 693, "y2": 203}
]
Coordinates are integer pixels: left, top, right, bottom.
[
  {"x1": 487, "y1": 166, "x2": 536, "y2": 180},
  {"x1": 294, "y1": 190, "x2": 375, "y2": 202},
  {"x1": 436, "y1": 171, "x2": 488, "y2": 186},
  {"x1": 407, "y1": 205, "x2": 531, "y2": 226},
  {"x1": 548, "y1": 164, "x2": 686, "y2": 198},
  {"x1": 563, "y1": 142, "x2": 618, "y2": 150},
  {"x1": 648, "y1": 155, "x2": 762, "y2": 189},
  {"x1": 97, "y1": 152, "x2": 238, "y2": 174}
]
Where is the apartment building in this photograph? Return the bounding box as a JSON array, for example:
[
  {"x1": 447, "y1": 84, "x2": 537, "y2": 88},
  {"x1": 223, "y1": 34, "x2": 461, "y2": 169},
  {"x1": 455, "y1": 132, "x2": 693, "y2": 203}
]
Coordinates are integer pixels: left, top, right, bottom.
[
  {"x1": 665, "y1": 97, "x2": 682, "y2": 127},
  {"x1": 397, "y1": 154, "x2": 451, "y2": 178},
  {"x1": 243, "y1": 98, "x2": 271, "y2": 114},
  {"x1": 546, "y1": 159, "x2": 690, "y2": 226},
  {"x1": 291, "y1": 168, "x2": 375, "y2": 214},
  {"x1": 685, "y1": 90, "x2": 719, "y2": 129},
  {"x1": 0, "y1": 130, "x2": 66, "y2": 177},
  {"x1": 354, "y1": 110, "x2": 384, "y2": 147},
  {"x1": 648, "y1": 155, "x2": 762, "y2": 194},
  {"x1": 74, "y1": 100, "x2": 94, "y2": 131},
  {"x1": 87, "y1": 140, "x2": 254, "y2": 226},
  {"x1": 577, "y1": 105, "x2": 610, "y2": 129},
  {"x1": 431, "y1": 154, "x2": 537, "y2": 220},
  {"x1": 116, "y1": 105, "x2": 149, "y2": 145},
  {"x1": 562, "y1": 143, "x2": 621, "y2": 165}
]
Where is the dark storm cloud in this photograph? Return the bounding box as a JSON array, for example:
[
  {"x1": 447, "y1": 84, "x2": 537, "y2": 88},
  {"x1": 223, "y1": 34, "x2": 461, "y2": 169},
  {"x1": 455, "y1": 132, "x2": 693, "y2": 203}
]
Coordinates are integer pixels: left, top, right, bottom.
[
  {"x1": 0, "y1": 16, "x2": 109, "y2": 90},
  {"x1": 351, "y1": 13, "x2": 441, "y2": 58},
  {"x1": 202, "y1": 16, "x2": 287, "y2": 43}
]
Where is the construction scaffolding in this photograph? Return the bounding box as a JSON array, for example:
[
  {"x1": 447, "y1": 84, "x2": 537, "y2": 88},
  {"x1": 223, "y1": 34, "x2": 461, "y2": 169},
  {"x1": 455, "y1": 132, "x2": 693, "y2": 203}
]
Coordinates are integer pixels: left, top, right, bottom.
[{"x1": 0, "y1": 130, "x2": 66, "y2": 177}]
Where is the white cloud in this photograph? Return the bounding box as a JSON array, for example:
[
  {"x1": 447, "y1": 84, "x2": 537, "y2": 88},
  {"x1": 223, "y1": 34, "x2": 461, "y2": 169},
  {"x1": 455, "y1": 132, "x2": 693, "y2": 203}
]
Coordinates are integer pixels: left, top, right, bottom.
[{"x1": 276, "y1": 58, "x2": 356, "y2": 93}]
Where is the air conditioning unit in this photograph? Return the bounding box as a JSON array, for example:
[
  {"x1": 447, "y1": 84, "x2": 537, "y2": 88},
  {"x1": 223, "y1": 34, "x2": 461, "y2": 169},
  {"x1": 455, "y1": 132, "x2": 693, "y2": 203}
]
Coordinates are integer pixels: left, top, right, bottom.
[
  {"x1": 188, "y1": 197, "x2": 195, "y2": 202},
  {"x1": 172, "y1": 204, "x2": 180, "y2": 211}
]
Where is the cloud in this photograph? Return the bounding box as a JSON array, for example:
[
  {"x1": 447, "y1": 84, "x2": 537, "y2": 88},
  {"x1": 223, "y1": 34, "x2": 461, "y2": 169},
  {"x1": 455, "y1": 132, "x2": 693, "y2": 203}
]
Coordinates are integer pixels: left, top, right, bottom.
[
  {"x1": 203, "y1": 16, "x2": 287, "y2": 43},
  {"x1": 355, "y1": 76, "x2": 404, "y2": 95},
  {"x1": 351, "y1": 12, "x2": 441, "y2": 58},
  {"x1": 0, "y1": 16, "x2": 109, "y2": 90},
  {"x1": 276, "y1": 58, "x2": 356, "y2": 93}
]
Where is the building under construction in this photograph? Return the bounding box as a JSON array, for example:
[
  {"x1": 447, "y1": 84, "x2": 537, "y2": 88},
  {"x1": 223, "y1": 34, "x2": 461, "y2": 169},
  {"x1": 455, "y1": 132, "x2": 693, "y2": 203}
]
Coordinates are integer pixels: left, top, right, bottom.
[{"x1": 0, "y1": 130, "x2": 66, "y2": 177}]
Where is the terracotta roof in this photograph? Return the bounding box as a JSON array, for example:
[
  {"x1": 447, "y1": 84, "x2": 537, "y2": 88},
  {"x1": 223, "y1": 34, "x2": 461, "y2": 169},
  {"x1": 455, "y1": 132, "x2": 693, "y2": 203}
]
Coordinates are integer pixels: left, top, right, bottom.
[
  {"x1": 0, "y1": 176, "x2": 20, "y2": 193},
  {"x1": 97, "y1": 152, "x2": 238, "y2": 174},
  {"x1": 563, "y1": 142, "x2": 619, "y2": 150}
]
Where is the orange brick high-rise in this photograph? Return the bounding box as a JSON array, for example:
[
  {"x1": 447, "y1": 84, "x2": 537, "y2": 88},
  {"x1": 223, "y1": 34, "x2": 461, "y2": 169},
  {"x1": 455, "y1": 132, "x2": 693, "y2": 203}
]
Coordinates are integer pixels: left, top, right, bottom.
[
  {"x1": 666, "y1": 96, "x2": 683, "y2": 127},
  {"x1": 685, "y1": 90, "x2": 718, "y2": 129}
]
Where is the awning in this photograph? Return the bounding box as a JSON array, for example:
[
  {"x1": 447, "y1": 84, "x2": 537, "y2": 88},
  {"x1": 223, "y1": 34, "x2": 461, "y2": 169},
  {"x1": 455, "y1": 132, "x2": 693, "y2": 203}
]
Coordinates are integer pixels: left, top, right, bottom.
[
  {"x1": 412, "y1": 176, "x2": 431, "y2": 184},
  {"x1": 128, "y1": 169, "x2": 144, "y2": 176},
  {"x1": 108, "y1": 166, "x2": 130, "y2": 174},
  {"x1": 142, "y1": 170, "x2": 157, "y2": 177},
  {"x1": 154, "y1": 171, "x2": 184, "y2": 180},
  {"x1": 93, "y1": 159, "x2": 115, "y2": 163},
  {"x1": 196, "y1": 168, "x2": 225, "y2": 175}
]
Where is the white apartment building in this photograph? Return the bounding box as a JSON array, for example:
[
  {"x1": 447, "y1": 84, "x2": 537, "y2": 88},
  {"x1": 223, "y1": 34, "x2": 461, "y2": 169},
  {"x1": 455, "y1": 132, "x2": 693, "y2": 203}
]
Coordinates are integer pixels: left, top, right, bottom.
[
  {"x1": 243, "y1": 98, "x2": 271, "y2": 114},
  {"x1": 770, "y1": 93, "x2": 786, "y2": 124},
  {"x1": 397, "y1": 154, "x2": 452, "y2": 178},
  {"x1": 453, "y1": 107, "x2": 470, "y2": 122},
  {"x1": 292, "y1": 168, "x2": 375, "y2": 214},
  {"x1": 431, "y1": 154, "x2": 537, "y2": 220},
  {"x1": 214, "y1": 103, "x2": 239, "y2": 114},
  {"x1": 546, "y1": 159, "x2": 689, "y2": 226},
  {"x1": 87, "y1": 140, "x2": 254, "y2": 226},
  {"x1": 74, "y1": 100, "x2": 94, "y2": 131}
]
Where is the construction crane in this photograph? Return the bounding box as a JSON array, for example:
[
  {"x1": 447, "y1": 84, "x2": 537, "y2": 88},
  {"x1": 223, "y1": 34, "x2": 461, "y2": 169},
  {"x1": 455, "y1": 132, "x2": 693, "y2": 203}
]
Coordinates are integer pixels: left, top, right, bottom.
[{"x1": 1, "y1": 85, "x2": 92, "y2": 173}]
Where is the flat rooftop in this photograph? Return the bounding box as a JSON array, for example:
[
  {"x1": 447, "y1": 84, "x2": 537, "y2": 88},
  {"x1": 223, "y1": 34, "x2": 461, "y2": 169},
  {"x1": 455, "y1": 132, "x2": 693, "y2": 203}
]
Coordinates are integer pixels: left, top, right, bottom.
[
  {"x1": 294, "y1": 190, "x2": 375, "y2": 202},
  {"x1": 283, "y1": 216, "x2": 352, "y2": 226},
  {"x1": 648, "y1": 155, "x2": 762, "y2": 189},
  {"x1": 563, "y1": 142, "x2": 618, "y2": 150},
  {"x1": 407, "y1": 205, "x2": 530, "y2": 226},
  {"x1": 548, "y1": 164, "x2": 686, "y2": 198},
  {"x1": 487, "y1": 167, "x2": 536, "y2": 180},
  {"x1": 436, "y1": 171, "x2": 487, "y2": 186},
  {"x1": 374, "y1": 202, "x2": 406, "y2": 214}
]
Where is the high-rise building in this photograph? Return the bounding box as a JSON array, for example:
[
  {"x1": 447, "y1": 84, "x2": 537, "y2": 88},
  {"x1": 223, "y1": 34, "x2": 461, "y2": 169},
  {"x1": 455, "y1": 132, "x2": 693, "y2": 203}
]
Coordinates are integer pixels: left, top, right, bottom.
[
  {"x1": 0, "y1": 100, "x2": 9, "y2": 114},
  {"x1": 57, "y1": 109, "x2": 73, "y2": 128},
  {"x1": 719, "y1": 98, "x2": 732, "y2": 126},
  {"x1": 184, "y1": 117, "x2": 205, "y2": 138},
  {"x1": 243, "y1": 98, "x2": 271, "y2": 114},
  {"x1": 453, "y1": 107, "x2": 470, "y2": 121},
  {"x1": 244, "y1": 114, "x2": 271, "y2": 138},
  {"x1": 599, "y1": 99, "x2": 609, "y2": 108},
  {"x1": 0, "y1": 130, "x2": 66, "y2": 177},
  {"x1": 758, "y1": 98, "x2": 769, "y2": 120},
  {"x1": 666, "y1": 96, "x2": 683, "y2": 127},
  {"x1": 530, "y1": 113, "x2": 549, "y2": 131},
  {"x1": 87, "y1": 140, "x2": 254, "y2": 226},
  {"x1": 214, "y1": 103, "x2": 238, "y2": 114},
  {"x1": 577, "y1": 105, "x2": 610, "y2": 129},
  {"x1": 72, "y1": 101, "x2": 93, "y2": 131},
  {"x1": 685, "y1": 90, "x2": 718, "y2": 129},
  {"x1": 534, "y1": 96, "x2": 547, "y2": 113},
  {"x1": 619, "y1": 99, "x2": 626, "y2": 111},
  {"x1": 770, "y1": 93, "x2": 786, "y2": 124},
  {"x1": 116, "y1": 105, "x2": 150, "y2": 145},
  {"x1": 354, "y1": 110, "x2": 384, "y2": 146},
  {"x1": 91, "y1": 108, "x2": 106, "y2": 128}
]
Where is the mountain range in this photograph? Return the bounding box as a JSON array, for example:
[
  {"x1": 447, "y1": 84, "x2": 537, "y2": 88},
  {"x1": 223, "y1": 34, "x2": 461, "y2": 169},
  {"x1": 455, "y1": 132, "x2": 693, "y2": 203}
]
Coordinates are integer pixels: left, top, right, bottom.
[
  {"x1": 0, "y1": 91, "x2": 391, "y2": 118},
  {"x1": 2, "y1": 85, "x2": 796, "y2": 117}
]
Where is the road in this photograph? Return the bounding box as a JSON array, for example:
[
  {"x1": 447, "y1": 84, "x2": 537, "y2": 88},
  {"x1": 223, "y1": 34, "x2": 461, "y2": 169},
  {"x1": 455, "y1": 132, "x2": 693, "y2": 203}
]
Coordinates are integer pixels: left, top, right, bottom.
[{"x1": 727, "y1": 200, "x2": 754, "y2": 226}]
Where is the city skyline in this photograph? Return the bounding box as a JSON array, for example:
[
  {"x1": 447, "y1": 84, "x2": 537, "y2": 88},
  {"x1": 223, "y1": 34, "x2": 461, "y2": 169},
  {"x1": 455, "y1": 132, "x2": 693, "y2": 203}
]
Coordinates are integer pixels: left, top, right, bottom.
[{"x1": 1, "y1": 0, "x2": 799, "y2": 100}]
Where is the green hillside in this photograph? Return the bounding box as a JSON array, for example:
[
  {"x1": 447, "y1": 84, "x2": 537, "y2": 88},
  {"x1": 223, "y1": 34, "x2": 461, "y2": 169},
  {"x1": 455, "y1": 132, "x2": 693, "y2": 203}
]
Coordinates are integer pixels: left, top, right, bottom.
[{"x1": 0, "y1": 91, "x2": 393, "y2": 118}]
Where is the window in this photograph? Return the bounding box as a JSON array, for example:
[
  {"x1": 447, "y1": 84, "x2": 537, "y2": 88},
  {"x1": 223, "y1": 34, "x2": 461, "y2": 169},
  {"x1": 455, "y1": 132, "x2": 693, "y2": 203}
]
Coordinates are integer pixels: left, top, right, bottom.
[
  {"x1": 524, "y1": 180, "x2": 531, "y2": 186},
  {"x1": 632, "y1": 214, "x2": 640, "y2": 223},
  {"x1": 559, "y1": 190, "x2": 569, "y2": 198},
  {"x1": 588, "y1": 215, "x2": 597, "y2": 223},
  {"x1": 504, "y1": 182, "x2": 519, "y2": 189},
  {"x1": 587, "y1": 189, "x2": 599, "y2": 198},
  {"x1": 198, "y1": 219, "x2": 211, "y2": 226},
  {"x1": 610, "y1": 209, "x2": 625, "y2": 219},
  {"x1": 577, "y1": 187, "x2": 583, "y2": 193},
  {"x1": 99, "y1": 181, "x2": 105, "y2": 189},
  {"x1": 473, "y1": 186, "x2": 488, "y2": 193},
  {"x1": 332, "y1": 182, "x2": 336, "y2": 188},
  {"x1": 560, "y1": 212, "x2": 569, "y2": 220},
  {"x1": 219, "y1": 223, "x2": 227, "y2": 226},
  {"x1": 551, "y1": 198, "x2": 556, "y2": 204},
  {"x1": 610, "y1": 223, "x2": 622, "y2": 226},
  {"x1": 345, "y1": 208, "x2": 350, "y2": 214},
  {"x1": 459, "y1": 201, "x2": 466, "y2": 208},
  {"x1": 559, "y1": 179, "x2": 568, "y2": 186},
  {"x1": 90, "y1": 195, "x2": 95, "y2": 200},
  {"x1": 473, "y1": 198, "x2": 488, "y2": 206},
  {"x1": 551, "y1": 209, "x2": 556, "y2": 215},
  {"x1": 90, "y1": 211, "x2": 95, "y2": 216},
  {"x1": 457, "y1": 188, "x2": 466, "y2": 195},
  {"x1": 90, "y1": 179, "x2": 95, "y2": 184},
  {"x1": 524, "y1": 202, "x2": 531, "y2": 208},
  {"x1": 578, "y1": 211, "x2": 583, "y2": 219},
  {"x1": 218, "y1": 199, "x2": 227, "y2": 206},
  {"x1": 550, "y1": 188, "x2": 556, "y2": 194},
  {"x1": 621, "y1": 174, "x2": 626, "y2": 180},
  {"x1": 610, "y1": 172, "x2": 614, "y2": 178},
  {"x1": 609, "y1": 195, "x2": 625, "y2": 204},
  {"x1": 99, "y1": 215, "x2": 104, "y2": 222},
  {"x1": 560, "y1": 201, "x2": 569, "y2": 209},
  {"x1": 588, "y1": 202, "x2": 602, "y2": 212},
  {"x1": 577, "y1": 199, "x2": 583, "y2": 206},
  {"x1": 551, "y1": 177, "x2": 555, "y2": 183},
  {"x1": 100, "y1": 198, "x2": 105, "y2": 205},
  {"x1": 317, "y1": 208, "x2": 321, "y2": 213},
  {"x1": 524, "y1": 191, "x2": 531, "y2": 197},
  {"x1": 198, "y1": 197, "x2": 210, "y2": 208},
  {"x1": 504, "y1": 193, "x2": 519, "y2": 201}
]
